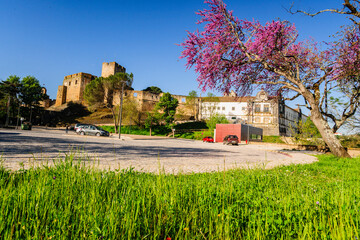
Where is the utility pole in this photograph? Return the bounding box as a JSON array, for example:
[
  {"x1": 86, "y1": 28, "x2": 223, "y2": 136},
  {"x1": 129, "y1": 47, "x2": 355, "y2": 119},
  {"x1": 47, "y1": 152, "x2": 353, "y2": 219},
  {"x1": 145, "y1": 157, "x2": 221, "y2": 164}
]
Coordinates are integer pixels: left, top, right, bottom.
[
  {"x1": 16, "y1": 103, "x2": 20, "y2": 130},
  {"x1": 118, "y1": 82, "x2": 125, "y2": 139}
]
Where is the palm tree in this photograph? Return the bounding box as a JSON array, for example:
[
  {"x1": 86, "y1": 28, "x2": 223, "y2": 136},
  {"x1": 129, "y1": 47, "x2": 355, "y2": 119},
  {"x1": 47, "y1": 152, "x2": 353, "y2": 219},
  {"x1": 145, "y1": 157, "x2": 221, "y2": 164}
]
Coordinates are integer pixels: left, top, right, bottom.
[{"x1": 0, "y1": 75, "x2": 21, "y2": 127}]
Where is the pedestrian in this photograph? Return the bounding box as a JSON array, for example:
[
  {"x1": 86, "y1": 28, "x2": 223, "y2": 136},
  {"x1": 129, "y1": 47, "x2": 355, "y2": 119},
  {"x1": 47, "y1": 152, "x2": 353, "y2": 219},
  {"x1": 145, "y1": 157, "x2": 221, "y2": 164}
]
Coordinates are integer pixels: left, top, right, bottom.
[{"x1": 66, "y1": 125, "x2": 69, "y2": 134}]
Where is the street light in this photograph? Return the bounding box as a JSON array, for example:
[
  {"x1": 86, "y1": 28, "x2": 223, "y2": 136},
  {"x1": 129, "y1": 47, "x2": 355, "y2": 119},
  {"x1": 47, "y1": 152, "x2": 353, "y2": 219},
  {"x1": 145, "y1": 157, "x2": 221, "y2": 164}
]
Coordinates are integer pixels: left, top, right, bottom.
[{"x1": 118, "y1": 82, "x2": 125, "y2": 139}]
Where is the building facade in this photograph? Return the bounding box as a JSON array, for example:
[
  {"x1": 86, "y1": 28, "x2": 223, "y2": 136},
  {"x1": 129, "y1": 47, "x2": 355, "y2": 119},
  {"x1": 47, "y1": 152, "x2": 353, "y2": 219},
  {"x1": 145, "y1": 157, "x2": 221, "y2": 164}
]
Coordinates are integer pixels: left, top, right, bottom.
[{"x1": 200, "y1": 90, "x2": 307, "y2": 136}]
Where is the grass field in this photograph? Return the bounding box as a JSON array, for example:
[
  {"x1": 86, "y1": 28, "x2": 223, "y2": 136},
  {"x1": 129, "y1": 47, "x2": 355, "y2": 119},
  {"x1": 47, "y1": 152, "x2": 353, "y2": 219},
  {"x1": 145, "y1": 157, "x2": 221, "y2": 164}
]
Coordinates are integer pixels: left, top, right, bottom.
[{"x1": 1, "y1": 154, "x2": 360, "y2": 239}]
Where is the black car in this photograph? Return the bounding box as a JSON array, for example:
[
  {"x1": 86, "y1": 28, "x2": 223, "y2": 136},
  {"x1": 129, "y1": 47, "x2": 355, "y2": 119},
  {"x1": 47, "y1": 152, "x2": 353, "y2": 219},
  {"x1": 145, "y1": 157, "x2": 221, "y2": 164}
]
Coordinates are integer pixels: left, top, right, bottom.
[{"x1": 223, "y1": 135, "x2": 239, "y2": 145}]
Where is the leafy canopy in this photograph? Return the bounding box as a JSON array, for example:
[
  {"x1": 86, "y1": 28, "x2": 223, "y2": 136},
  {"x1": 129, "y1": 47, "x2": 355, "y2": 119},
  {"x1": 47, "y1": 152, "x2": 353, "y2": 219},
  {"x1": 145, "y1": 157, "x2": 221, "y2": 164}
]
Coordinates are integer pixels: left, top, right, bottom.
[
  {"x1": 155, "y1": 92, "x2": 179, "y2": 129},
  {"x1": 142, "y1": 86, "x2": 162, "y2": 94},
  {"x1": 206, "y1": 113, "x2": 229, "y2": 131}
]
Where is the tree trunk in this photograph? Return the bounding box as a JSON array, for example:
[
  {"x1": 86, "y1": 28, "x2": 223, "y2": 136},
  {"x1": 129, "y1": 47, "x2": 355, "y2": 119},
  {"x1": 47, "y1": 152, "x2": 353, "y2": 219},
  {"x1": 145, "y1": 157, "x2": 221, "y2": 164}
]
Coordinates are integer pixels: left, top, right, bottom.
[
  {"x1": 110, "y1": 108, "x2": 117, "y2": 134},
  {"x1": 310, "y1": 109, "x2": 350, "y2": 158},
  {"x1": 5, "y1": 96, "x2": 11, "y2": 127}
]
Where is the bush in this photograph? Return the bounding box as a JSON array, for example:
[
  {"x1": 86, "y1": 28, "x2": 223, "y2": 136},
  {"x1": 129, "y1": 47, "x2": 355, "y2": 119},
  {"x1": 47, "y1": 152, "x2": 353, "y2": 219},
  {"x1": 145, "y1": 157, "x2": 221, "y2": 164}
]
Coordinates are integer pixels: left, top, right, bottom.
[
  {"x1": 263, "y1": 136, "x2": 285, "y2": 143},
  {"x1": 100, "y1": 125, "x2": 170, "y2": 136},
  {"x1": 174, "y1": 121, "x2": 208, "y2": 130},
  {"x1": 339, "y1": 135, "x2": 360, "y2": 148}
]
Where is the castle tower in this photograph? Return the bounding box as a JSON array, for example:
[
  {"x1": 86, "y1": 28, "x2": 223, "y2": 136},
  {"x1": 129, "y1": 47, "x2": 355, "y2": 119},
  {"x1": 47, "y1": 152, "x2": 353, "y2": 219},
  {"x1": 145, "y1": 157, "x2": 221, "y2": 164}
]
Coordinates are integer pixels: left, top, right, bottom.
[{"x1": 101, "y1": 62, "x2": 126, "y2": 78}]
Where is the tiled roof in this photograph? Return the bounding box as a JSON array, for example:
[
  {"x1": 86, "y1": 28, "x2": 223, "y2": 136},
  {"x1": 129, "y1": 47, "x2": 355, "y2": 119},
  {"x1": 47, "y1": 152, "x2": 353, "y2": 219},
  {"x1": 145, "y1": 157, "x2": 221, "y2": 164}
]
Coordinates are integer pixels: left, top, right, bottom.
[{"x1": 201, "y1": 96, "x2": 278, "y2": 102}]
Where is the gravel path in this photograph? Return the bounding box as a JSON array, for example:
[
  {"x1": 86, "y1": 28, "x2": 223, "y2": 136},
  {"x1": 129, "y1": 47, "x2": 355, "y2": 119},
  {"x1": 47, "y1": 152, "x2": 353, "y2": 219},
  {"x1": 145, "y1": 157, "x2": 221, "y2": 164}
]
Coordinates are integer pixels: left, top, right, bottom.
[{"x1": 0, "y1": 127, "x2": 319, "y2": 174}]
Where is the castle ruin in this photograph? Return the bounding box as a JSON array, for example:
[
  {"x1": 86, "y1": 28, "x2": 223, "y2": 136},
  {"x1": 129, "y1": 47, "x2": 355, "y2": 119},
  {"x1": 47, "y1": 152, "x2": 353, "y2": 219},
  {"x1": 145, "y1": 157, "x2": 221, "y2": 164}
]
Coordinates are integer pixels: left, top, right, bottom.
[{"x1": 55, "y1": 62, "x2": 125, "y2": 106}]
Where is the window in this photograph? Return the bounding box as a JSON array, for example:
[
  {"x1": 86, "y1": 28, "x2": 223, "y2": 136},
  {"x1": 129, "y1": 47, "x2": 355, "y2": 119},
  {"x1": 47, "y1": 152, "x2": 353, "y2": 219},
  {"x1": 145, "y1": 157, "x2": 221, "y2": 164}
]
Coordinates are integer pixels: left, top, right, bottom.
[
  {"x1": 222, "y1": 107, "x2": 225, "y2": 110},
  {"x1": 263, "y1": 104, "x2": 269, "y2": 113},
  {"x1": 255, "y1": 117, "x2": 261, "y2": 123},
  {"x1": 231, "y1": 117, "x2": 236, "y2": 119},
  {"x1": 182, "y1": 98, "x2": 186, "y2": 103},
  {"x1": 255, "y1": 104, "x2": 261, "y2": 112},
  {"x1": 217, "y1": 107, "x2": 220, "y2": 110},
  {"x1": 69, "y1": 81, "x2": 71, "y2": 86},
  {"x1": 232, "y1": 107, "x2": 235, "y2": 111},
  {"x1": 75, "y1": 80, "x2": 78, "y2": 85},
  {"x1": 134, "y1": 93, "x2": 138, "y2": 97},
  {"x1": 242, "y1": 107, "x2": 246, "y2": 111}
]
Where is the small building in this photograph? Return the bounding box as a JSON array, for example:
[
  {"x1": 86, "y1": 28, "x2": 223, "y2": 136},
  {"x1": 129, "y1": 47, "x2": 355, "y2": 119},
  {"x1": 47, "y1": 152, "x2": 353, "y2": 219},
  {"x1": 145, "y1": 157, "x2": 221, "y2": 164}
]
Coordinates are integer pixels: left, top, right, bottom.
[{"x1": 215, "y1": 124, "x2": 263, "y2": 143}]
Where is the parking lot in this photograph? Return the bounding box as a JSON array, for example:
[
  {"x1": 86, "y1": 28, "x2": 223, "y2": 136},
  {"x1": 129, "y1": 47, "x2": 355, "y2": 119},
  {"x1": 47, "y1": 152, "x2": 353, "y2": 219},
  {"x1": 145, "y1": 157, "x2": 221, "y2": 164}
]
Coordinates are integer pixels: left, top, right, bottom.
[{"x1": 0, "y1": 127, "x2": 318, "y2": 173}]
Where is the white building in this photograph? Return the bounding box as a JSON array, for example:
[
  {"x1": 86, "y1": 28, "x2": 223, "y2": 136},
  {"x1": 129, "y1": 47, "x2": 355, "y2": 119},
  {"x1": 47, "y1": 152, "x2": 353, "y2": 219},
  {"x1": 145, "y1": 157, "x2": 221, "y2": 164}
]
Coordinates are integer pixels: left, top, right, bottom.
[{"x1": 200, "y1": 90, "x2": 308, "y2": 136}]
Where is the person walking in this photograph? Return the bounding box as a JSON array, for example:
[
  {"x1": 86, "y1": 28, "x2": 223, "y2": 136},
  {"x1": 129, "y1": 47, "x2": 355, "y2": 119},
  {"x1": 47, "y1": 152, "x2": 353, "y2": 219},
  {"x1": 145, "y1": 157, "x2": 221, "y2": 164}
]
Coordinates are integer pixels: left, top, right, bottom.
[{"x1": 66, "y1": 125, "x2": 69, "y2": 134}]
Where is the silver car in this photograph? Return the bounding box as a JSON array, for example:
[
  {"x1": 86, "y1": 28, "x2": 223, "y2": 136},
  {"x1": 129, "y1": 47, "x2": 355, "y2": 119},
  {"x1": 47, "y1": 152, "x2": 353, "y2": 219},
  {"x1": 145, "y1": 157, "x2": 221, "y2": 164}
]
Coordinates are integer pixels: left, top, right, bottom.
[
  {"x1": 77, "y1": 125, "x2": 110, "y2": 137},
  {"x1": 74, "y1": 123, "x2": 91, "y2": 132}
]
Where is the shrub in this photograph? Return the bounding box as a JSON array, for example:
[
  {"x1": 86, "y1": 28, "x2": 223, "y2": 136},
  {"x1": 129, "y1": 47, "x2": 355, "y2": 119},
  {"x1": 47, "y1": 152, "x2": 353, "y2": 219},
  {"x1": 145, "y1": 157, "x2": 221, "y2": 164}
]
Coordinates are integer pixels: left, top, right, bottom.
[{"x1": 263, "y1": 135, "x2": 285, "y2": 143}]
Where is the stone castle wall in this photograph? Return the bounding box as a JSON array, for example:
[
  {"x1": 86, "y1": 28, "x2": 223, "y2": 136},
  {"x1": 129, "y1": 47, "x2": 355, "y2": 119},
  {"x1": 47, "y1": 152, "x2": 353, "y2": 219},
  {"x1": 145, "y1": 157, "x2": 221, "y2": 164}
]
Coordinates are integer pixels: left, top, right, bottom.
[
  {"x1": 55, "y1": 85, "x2": 67, "y2": 106},
  {"x1": 101, "y1": 62, "x2": 126, "y2": 78},
  {"x1": 55, "y1": 72, "x2": 96, "y2": 106},
  {"x1": 113, "y1": 90, "x2": 193, "y2": 116}
]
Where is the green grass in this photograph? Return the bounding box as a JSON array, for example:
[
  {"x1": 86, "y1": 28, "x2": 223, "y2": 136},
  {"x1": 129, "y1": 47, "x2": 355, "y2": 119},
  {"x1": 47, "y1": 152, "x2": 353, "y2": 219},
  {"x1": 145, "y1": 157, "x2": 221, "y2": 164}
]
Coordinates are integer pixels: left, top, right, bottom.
[
  {"x1": 175, "y1": 130, "x2": 213, "y2": 140},
  {"x1": 263, "y1": 135, "x2": 285, "y2": 144},
  {"x1": 1, "y1": 154, "x2": 360, "y2": 239},
  {"x1": 100, "y1": 125, "x2": 169, "y2": 136}
]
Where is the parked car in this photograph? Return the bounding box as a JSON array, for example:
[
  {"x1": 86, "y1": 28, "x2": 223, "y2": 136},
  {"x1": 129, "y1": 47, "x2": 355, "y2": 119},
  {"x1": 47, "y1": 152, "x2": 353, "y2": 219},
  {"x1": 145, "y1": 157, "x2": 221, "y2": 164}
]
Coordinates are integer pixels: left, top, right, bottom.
[
  {"x1": 223, "y1": 135, "x2": 239, "y2": 145},
  {"x1": 74, "y1": 123, "x2": 91, "y2": 132},
  {"x1": 77, "y1": 125, "x2": 110, "y2": 137},
  {"x1": 202, "y1": 136, "x2": 214, "y2": 143}
]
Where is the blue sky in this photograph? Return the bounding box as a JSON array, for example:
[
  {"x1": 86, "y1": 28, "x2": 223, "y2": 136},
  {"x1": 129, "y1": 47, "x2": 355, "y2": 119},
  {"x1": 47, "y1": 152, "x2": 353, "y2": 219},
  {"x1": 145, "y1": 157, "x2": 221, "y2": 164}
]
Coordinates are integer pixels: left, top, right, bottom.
[{"x1": 0, "y1": 0, "x2": 349, "y2": 103}]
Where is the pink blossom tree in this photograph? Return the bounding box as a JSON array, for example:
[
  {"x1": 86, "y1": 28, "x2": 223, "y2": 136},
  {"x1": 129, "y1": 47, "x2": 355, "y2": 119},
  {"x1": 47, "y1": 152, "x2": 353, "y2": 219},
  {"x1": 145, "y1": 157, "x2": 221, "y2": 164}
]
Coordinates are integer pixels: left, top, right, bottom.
[{"x1": 181, "y1": 0, "x2": 360, "y2": 157}]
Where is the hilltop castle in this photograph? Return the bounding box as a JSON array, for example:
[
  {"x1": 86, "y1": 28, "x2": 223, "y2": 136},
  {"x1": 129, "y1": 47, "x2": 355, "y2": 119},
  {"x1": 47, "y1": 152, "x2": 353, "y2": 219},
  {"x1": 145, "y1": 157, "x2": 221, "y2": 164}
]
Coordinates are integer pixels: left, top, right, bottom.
[
  {"x1": 54, "y1": 62, "x2": 193, "y2": 117},
  {"x1": 55, "y1": 62, "x2": 125, "y2": 106}
]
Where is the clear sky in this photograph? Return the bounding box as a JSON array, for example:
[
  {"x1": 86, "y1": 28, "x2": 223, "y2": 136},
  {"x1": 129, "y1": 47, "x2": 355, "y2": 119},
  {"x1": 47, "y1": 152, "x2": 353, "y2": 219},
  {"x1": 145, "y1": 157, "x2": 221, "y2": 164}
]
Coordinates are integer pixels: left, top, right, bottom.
[{"x1": 0, "y1": 0, "x2": 349, "y2": 102}]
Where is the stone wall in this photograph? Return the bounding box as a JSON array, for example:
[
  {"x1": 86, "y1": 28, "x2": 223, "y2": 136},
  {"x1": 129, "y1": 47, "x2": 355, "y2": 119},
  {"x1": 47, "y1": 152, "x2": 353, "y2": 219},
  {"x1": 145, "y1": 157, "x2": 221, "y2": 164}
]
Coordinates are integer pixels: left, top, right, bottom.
[
  {"x1": 55, "y1": 72, "x2": 96, "y2": 106},
  {"x1": 55, "y1": 86, "x2": 67, "y2": 106},
  {"x1": 101, "y1": 62, "x2": 126, "y2": 78},
  {"x1": 112, "y1": 90, "x2": 193, "y2": 117}
]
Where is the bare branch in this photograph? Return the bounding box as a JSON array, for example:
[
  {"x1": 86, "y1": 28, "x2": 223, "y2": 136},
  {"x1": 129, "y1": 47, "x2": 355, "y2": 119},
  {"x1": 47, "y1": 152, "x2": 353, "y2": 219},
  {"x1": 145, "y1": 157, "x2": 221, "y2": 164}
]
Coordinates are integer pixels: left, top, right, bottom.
[
  {"x1": 283, "y1": 92, "x2": 302, "y2": 101},
  {"x1": 289, "y1": 0, "x2": 360, "y2": 27}
]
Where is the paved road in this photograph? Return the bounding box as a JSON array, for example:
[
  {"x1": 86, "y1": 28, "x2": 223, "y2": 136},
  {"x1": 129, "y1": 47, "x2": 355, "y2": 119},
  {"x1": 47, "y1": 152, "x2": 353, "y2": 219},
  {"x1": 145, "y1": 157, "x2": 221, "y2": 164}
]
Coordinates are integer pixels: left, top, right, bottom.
[{"x1": 0, "y1": 127, "x2": 318, "y2": 173}]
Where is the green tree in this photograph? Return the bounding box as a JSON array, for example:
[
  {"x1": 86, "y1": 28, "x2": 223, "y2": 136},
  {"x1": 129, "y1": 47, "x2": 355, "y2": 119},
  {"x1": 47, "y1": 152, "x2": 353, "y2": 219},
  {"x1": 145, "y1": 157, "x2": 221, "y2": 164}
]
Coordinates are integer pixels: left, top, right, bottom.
[
  {"x1": 185, "y1": 90, "x2": 198, "y2": 120},
  {"x1": 145, "y1": 112, "x2": 159, "y2": 136},
  {"x1": 142, "y1": 86, "x2": 162, "y2": 94},
  {"x1": 206, "y1": 113, "x2": 229, "y2": 132},
  {"x1": 83, "y1": 77, "x2": 105, "y2": 109},
  {"x1": 84, "y1": 72, "x2": 133, "y2": 133},
  {"x1": 19, "y1": 76, "x2": 45, "y2": 106},
  {"x1": 0, "y1": 75, "x2": 21, "y2": 126},
  {"x1": 19, "y1": 76, "x2": 47, "y2": 123},
  {"x1": 291, "y1": 117, "x2": 321, "y2": 144},
  {"x1": 122, "y1": 95, "x2": 140, "y2": 126},
  {"x1": 154, "y1": 92, "x2": 179, "y2": 129}
]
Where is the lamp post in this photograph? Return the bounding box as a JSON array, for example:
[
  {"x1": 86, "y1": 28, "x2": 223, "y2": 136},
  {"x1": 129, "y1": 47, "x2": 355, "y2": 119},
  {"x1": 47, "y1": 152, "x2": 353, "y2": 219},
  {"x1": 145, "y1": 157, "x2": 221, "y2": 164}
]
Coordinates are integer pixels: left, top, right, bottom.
[{"x1": 118, "y1": 82, "x2": 125, "y2": 139}]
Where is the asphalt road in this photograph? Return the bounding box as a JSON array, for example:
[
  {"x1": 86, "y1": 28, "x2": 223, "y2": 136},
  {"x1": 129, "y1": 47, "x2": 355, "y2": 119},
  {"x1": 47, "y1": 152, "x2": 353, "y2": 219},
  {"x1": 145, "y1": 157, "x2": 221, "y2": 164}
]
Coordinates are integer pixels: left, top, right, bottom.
[{"x1": 0, "y1": 127, "x2": 318, "y2": 173}]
